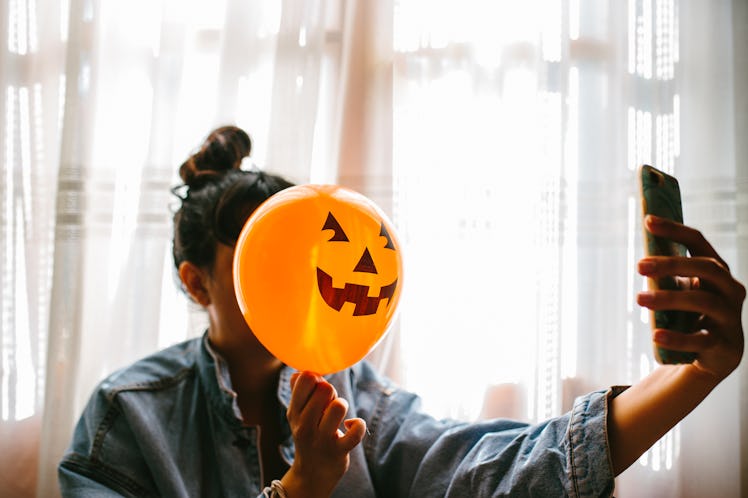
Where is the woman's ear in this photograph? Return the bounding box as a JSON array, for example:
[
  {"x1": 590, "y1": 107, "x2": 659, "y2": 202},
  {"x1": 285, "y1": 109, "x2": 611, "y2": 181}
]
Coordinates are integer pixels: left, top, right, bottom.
[{"x1": 179, "y1": 261, "x2": 211, "y2": 306}]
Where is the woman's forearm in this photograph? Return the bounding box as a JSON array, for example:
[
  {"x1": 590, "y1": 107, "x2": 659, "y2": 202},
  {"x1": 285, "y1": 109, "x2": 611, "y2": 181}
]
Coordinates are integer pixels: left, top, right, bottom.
[{"x1": 607, "y1": 365, "x2": 720, "y2": 475}]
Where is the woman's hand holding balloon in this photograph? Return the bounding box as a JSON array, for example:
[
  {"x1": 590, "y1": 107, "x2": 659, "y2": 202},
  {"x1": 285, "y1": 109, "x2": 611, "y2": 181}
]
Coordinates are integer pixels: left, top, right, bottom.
[{"x1": 280, "y1": 372, "x2": 367, "y2": 498}]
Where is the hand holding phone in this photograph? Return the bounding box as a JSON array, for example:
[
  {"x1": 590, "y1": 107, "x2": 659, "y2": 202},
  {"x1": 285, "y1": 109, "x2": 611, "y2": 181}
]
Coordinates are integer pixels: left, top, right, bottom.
[{"x1": 638, "y1": 164, "x2": 699, "y2": 364}]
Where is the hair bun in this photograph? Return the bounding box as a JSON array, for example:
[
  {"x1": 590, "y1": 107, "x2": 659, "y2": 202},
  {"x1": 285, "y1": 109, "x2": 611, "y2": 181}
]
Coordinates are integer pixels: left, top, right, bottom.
[{"x1": 179, "y1": 126, "x2": 252, "y2": 188}]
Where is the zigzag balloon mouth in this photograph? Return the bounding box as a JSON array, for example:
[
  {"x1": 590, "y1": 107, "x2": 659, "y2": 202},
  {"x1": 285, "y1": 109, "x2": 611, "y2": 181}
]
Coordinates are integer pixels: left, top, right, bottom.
[{"x1": 316, "y1": 268, "x2": 397, "y2": 316}]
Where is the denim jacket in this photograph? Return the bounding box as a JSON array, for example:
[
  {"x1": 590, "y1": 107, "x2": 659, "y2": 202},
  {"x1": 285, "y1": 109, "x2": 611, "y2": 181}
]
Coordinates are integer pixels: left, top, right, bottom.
[{"x1": 59, "y1": 335, "x2": 616, "y2": 497}]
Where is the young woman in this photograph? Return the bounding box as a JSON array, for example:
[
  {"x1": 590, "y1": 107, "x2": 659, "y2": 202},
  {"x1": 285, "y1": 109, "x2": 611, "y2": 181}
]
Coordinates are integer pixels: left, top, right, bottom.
[{"x1": 59, "y1": 126, "x2": 744, "y2": 497}]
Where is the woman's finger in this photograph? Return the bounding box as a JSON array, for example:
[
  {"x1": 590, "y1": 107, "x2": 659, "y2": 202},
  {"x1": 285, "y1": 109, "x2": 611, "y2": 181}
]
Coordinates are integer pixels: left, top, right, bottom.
[
  {"x1": 637, "y1": 289, "x2": 731, "y2": 325},
  {"x1": 644, "y1": 215, "x2": 728, "y2": 268},
  {"x1": 287, "y1": 372, "x2": 322, "y2": 420},
  {"x1": 638, "y1": 256, "x2": 744, "y2": 303},
  {"x1": 298, "y1": 380, "x2": 336, "y2": 429},
  {"x1": 338, "y1": 418, "x2": 367, "y2": 453},
  {"x1": 319, "y1": 397, "x2": 348, "y2": 437},
  {"x1": 653, "y1": 328, "x2": 717, "y2": 352}
]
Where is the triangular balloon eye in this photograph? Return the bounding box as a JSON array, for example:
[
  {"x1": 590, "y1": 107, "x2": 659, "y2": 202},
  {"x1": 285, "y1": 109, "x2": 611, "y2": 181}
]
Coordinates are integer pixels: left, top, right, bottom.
[
  {"x1": 380, "y1": 223, "x2": 395, "y2": 250},
  {"x1": 322, "y1": 212, "x2": 349, "y2": 241}
]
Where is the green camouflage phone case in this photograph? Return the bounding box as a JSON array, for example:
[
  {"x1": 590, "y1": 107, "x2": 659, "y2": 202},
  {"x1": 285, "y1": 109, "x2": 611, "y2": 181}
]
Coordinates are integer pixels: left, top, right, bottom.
[{"x1": 640, "y1": 165, "x2": 698, "y2": 364}]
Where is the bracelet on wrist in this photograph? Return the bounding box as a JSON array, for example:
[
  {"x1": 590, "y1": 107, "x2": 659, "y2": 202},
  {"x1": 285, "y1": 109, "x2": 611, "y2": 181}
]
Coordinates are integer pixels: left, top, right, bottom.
[{"x1": 268, "y1": 479, "x2": 288, "y2": 498}]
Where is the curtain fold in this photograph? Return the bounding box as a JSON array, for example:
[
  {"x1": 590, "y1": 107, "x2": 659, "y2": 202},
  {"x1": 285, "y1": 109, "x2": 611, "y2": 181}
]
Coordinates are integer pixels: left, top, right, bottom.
[{"x1": 1, "y1": 0, "x2": 67, "y2": 494}]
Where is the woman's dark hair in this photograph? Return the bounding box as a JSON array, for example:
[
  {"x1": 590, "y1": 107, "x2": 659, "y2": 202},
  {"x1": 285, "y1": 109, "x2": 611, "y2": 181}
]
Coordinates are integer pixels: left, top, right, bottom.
[{"x1": 172, "y1": 126, "x2": 294, "y2": 273}]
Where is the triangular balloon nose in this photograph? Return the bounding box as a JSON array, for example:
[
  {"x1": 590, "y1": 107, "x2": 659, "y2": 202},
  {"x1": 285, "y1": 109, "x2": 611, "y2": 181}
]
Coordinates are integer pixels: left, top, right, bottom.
[{"x1": 353, "y1": 248, "x2": 377, "y2": 274}]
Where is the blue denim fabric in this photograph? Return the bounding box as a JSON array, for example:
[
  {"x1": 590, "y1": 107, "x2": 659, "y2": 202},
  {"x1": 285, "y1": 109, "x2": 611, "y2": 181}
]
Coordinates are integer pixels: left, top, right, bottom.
[{"x1": 59, "y1": 334, "x2": 616, "y2": 497}]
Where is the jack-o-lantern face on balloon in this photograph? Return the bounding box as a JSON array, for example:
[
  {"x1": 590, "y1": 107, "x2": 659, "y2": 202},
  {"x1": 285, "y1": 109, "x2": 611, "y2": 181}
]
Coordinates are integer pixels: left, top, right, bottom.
[
  {"x1": 233, "y1": 185, "x2": 403, "y2": 375},
  {"x1": 316, "y1": 211, "x2": 399, "y2": 317}
]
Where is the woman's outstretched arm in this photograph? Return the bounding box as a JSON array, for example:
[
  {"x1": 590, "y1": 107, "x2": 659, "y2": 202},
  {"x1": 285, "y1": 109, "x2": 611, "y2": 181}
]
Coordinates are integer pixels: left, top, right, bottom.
[{"x1": 608, "y1": 215, "x2": 745, "y2": 475}]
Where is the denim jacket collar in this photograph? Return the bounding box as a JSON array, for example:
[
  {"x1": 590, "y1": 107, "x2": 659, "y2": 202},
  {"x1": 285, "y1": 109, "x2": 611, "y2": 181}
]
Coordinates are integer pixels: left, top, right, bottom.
[{"x1": 198, "y1": 332, "x2": 297, "y2": 463}]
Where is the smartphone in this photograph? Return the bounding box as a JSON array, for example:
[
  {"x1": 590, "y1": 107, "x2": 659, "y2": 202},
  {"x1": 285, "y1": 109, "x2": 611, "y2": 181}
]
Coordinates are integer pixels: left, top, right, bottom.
[{"x1": 638, "y1": 164, "x2": 698, "y2": 364}]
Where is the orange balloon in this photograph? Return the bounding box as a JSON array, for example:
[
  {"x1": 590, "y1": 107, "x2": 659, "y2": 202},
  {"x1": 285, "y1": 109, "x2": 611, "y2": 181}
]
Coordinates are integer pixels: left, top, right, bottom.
[{"x1": 233, "y1": 184, "x2": 404, "y2": 375}]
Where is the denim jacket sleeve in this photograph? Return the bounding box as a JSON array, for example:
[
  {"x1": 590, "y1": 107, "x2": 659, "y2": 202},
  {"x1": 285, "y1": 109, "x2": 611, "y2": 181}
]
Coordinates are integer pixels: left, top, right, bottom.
[{"x1": 346, "y1": 363, "x2": 618, "y2": 497}]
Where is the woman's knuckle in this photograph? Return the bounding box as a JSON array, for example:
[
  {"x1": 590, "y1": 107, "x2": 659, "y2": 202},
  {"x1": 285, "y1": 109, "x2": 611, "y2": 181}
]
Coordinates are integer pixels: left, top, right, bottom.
[
  {"x1": 293, "y1": 425, "x2": 308, "y2": 441},
  {"x1": 317, "y1": 382, "x2": 334, "y2": 397},
  {"x1": 736, "y1": 281, "x2": 747, "y2": 301}
]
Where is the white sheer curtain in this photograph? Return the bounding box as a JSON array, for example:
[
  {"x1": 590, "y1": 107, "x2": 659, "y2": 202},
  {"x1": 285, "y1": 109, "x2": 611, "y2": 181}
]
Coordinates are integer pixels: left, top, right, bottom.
[
  {"x1": 390, "y1": 1, "x2": 746, "y2": 497},
  {"x1": 0, "y1": 1, "x2": 745, "y2": 497},
  {"x1": 0, "y1": 0, "x2": 373, "y2": 496}
]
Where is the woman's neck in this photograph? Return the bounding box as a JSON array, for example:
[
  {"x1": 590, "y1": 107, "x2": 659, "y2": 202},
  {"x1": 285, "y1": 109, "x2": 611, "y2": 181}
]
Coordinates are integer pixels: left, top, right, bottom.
[{"x1": 207, "y1": 325, "x2": 283, "y2": 397}]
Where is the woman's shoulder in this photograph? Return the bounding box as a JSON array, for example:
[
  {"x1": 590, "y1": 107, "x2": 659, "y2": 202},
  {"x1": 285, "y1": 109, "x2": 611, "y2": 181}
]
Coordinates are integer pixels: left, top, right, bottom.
[
  {"x1": 61, "y1": 337, "x2": 209, "y2": 495},
  {"x1": 97, "y1": 336, "x2": 203, "y2": 397},
  {"x1": 329, "y1": 361, "x2": 421, "y2": 416},
  {"x1": 347, "y1": 360, "x2": 396, "y2": 388}
]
